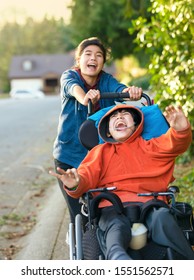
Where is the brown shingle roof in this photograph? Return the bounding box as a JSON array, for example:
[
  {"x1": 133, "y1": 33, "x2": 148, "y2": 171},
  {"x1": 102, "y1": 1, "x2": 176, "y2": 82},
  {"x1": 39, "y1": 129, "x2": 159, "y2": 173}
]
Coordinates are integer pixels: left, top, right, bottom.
[{"x1": 9, "y1": 53, "x2": 75, "y2": 79}]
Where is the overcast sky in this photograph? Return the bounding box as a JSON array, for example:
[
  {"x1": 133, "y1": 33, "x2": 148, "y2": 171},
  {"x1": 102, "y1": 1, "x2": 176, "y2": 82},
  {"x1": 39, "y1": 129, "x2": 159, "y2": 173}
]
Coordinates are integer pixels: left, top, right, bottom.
[{"x1": 0, "y1": 0, "x2": 72, "y2": 25}]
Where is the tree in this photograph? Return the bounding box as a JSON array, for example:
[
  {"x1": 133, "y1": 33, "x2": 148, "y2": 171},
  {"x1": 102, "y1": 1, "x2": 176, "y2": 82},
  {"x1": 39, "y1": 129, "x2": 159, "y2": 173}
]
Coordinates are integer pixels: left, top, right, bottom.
[
  {"x1": 130, "y1": 0, "x2": 194, "y2": 158},
  {"x1": 69, "y1": 0, "x2": 151, "y2": 60},
  {"x1": 130, "y1": 0, "x2": 194, "y2": 116},
  {"x1": 0, "y1": 17, "x2": 73, "y2": 92},
  {"x1": 0, "y1": 1, "x2": 151, "y2": 92}
]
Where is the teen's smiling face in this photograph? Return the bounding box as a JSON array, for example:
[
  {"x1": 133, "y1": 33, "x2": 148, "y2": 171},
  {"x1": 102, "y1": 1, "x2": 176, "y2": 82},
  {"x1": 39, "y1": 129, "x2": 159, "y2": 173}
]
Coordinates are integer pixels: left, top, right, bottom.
[
  {"x1": 78, "y1": 45, "x2": 104, "y2": 79},
  {"x1": 108, "y1": 109, "x2": 136, "y2": 142}
]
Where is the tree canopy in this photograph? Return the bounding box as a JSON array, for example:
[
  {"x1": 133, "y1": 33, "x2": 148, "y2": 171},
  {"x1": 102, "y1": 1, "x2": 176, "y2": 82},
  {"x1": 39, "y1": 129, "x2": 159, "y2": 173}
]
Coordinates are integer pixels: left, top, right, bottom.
[
  {"x1": 0, "y1": 0, "x2": 151, "y2": 92},
  {"x1": 69, "y1": 0, "x2": 151, "y2": 60},
  {"x1": 130, "y1": 0, "x2": 194, "y2": 117},
  {"x1": 0, "y1": 17, "x2": 73, "y2": 91}
]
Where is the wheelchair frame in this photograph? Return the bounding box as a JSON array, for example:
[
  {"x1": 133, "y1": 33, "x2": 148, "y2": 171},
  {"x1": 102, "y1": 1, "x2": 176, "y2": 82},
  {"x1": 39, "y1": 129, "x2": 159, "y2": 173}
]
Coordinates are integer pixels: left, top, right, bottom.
[
  {"x1": 69, "y1": 187, "x2": 194, "y2": 260},
  {"x1": 67, "y1": 92, "x2": 194, "y2": 260}
]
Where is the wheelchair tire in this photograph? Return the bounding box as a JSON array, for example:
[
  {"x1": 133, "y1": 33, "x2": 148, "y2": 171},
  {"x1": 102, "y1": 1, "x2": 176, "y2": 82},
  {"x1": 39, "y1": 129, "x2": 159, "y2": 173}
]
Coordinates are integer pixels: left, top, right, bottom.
[
  {"x1": 69, "y1": 222, "x2": 76, "y2": 260},
  {"x1": 75, "y1": 214, "x2": 84, "y2": 260}
]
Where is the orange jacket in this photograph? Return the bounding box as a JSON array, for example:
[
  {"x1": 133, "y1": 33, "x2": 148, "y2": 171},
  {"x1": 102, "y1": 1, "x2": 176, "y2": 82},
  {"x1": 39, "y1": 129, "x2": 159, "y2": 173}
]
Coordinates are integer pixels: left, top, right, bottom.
[{"x1": 66, "y1": 105, "x2": 192, "y2": 207}]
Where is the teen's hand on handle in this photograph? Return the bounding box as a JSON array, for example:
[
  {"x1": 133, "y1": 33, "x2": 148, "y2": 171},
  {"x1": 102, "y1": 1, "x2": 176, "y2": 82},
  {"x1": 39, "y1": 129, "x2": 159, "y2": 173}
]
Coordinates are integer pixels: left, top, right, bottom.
[
  {"x1": 122, "y1": 86, "x2": 142, "y2": 100},
  {"x1": 83, "y1": 89, "x2": 100, "y2": 105},
  {"x1": 49, "y1": 167, "x2": 80, "y2": 190},
  {"x1": 163, "y1": 105, "x2": 189, "y2": 131}
]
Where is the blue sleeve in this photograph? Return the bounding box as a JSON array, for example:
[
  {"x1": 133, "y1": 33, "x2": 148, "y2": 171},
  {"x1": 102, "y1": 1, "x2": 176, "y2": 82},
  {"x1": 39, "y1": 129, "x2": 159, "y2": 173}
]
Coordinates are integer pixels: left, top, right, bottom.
[
  {"x1": 60, "y1": 70, "x2": 83, "y2": 98},
  {"x1": 98, "y1": 72, "x2": 126, "y2": 94}
]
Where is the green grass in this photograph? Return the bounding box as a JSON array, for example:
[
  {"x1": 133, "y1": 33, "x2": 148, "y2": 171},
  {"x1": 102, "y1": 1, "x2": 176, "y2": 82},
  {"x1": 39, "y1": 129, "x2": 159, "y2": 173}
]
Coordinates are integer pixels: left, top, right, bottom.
[
  {"x1": 0, "y1": 93, "x2": 9, "y2": 99},
  {"x1": 173, "y1": 160, "x2": 194, "y2": 208}
]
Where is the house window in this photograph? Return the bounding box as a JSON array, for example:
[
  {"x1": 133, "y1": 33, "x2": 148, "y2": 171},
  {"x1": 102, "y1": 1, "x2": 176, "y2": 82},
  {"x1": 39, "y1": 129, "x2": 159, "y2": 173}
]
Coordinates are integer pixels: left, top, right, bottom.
[
  {"x1": 45, "y1": 78, "x2": 58, "y2": 87},
  {"x1": 22, "y1": 60, "x2": 33, "y2": 71}
]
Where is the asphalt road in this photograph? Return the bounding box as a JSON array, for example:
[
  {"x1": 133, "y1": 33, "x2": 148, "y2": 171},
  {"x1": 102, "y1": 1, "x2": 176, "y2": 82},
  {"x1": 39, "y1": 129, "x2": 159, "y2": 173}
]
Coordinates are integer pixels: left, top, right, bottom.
[
  {"x1": 0, "y1": 95, "x2": 69, "y2": 260},
  {"x1": 0, "y1": 96, "x2": 60, "y2": 216}
]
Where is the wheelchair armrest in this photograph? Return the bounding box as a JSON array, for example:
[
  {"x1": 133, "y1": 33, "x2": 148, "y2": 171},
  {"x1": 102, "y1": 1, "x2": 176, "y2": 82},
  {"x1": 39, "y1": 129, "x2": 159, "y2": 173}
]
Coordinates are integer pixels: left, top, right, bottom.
[{"x1": 90, "y1": 192, "x2": 124, "y2": 220}]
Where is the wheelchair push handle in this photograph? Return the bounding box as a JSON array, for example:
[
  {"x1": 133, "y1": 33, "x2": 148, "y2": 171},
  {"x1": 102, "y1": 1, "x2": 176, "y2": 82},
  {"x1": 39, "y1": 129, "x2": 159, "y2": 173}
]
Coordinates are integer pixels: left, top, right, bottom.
[
  {"x1": 88, "y1": 92, "x2": 152, "y2": 115},
  {"x1": 138, "y1": 191, "x2": 177, "y2": 205},
  {"x1": 88, "y1": 186, "x2": 117, "y2": 193}
]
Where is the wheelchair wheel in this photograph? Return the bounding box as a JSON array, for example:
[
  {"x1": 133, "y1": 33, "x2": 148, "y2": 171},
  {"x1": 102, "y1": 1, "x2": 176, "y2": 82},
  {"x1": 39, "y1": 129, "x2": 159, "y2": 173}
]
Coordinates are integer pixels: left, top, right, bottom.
[
  {"x1": 68, "y1": 214, "x2": 84, "y2": 260},
  {"x1": 69, "y1": 222, "x2": 76, "y2": 260},
  {"x1": 75, "y1": 214, "x2": 84, "y2": 260}
]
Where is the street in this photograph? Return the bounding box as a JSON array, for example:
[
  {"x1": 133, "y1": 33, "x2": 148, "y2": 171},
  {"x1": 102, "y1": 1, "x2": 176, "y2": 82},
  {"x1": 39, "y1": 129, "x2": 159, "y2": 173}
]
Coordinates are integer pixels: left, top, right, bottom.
[
  {"x1": 0, "y1": 96, "x2": 68, "y2": 259},
  {"x1": 0, "y1": 96, "x2": 60, "y2": 216}
]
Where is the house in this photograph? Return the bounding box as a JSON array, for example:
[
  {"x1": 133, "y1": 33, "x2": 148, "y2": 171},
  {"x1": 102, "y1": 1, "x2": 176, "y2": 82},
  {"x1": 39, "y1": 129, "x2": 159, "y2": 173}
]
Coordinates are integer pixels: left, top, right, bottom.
[
  {"x1": 8, "y1": 53, "x2": 74, "y2": 94},
  {"x1": 9, "y1": 53, "x2": 116, "y2": 94}
]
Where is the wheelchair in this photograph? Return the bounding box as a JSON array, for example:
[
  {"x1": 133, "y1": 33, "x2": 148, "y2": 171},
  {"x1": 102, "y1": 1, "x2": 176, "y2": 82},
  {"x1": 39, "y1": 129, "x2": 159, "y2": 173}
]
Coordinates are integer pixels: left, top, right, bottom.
[{"x1": 68, "y1": 92, "x2": 194, "y2": 260}]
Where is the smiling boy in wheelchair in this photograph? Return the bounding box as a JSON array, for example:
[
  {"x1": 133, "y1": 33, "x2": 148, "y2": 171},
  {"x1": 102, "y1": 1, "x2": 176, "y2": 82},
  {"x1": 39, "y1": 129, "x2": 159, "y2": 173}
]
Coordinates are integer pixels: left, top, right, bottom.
[{"x1": 50, "y1": 103, "x2": 194, "y2": 260}]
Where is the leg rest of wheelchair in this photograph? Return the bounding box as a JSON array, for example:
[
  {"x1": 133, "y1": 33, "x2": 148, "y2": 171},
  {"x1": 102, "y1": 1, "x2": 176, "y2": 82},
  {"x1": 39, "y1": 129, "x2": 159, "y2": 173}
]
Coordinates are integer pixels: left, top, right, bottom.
[
  {"x1": 82, "y1": 224, "x2": 104, "y2": 260},
  {"x1": 127, "y1": 241, "x2": 187, "y2": 260}
]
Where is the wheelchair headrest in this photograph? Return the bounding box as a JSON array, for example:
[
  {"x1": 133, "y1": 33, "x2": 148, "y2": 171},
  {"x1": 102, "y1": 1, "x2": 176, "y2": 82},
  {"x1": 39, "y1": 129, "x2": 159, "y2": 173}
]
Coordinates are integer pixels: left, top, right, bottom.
[
  {"x1": 78, "y1": 119, "x2": 99, "y2": 150},
  {"x1": 79, "y1": 104, "x2": 169, "y2": 150},
  {"x1": 90, "y1": 192, "x2": 124, "y2": 220}
]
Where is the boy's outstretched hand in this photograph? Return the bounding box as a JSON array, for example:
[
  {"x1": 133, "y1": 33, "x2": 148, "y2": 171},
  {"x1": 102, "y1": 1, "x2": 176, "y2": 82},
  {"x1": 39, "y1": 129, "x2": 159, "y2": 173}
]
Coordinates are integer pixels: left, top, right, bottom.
[
  {"x1": 49, "y1": 167, "x2": 80, "y2": 190},
  {"x1": 163, "y1": 105, "x2": 189, "y2": 131}
]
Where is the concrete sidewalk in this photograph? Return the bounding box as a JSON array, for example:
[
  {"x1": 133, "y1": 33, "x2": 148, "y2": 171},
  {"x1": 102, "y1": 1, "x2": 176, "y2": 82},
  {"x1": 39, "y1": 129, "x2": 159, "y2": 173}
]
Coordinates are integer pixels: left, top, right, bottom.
[{"x1": 14, "y1": 184, "x2": 69, "y2": 260}]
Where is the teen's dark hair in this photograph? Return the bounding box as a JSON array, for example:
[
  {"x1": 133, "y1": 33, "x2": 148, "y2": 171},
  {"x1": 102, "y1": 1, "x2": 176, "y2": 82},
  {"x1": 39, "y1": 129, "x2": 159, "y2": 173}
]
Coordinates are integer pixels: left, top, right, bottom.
[{"x1": 75, "y1": 37, "x2": 109, "y2": 64}]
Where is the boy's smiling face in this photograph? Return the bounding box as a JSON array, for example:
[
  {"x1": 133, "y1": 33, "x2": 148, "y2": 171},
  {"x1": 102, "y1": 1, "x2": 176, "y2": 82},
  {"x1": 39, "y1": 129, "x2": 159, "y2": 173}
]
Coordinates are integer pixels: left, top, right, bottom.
[{"x1": 108, "y1": 109, "x2": 136, "y2": 142}]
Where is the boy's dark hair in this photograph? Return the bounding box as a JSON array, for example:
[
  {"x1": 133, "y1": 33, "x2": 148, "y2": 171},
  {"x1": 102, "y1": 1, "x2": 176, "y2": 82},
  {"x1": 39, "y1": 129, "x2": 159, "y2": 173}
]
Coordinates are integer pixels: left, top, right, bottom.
[
  {"x1": 99, "y1": 108, "x2": 142, "y2": 143},
  {"x1": 75, "y1": 37, "x2": 110, "y2": 64},
  {"x1": 108, "y1": 108, "x2": 141, "y2": 126}
]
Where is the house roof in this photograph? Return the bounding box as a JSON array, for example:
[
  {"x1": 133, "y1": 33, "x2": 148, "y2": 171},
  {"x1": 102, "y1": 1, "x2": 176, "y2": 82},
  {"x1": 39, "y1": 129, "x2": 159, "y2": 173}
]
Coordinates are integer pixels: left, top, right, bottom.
[
  {"x1": 9, "y1": 53, "x2": 116, "y2": 79},
  {"x1": 9, "y1": 53, "x2": 75, "y2": 79}
]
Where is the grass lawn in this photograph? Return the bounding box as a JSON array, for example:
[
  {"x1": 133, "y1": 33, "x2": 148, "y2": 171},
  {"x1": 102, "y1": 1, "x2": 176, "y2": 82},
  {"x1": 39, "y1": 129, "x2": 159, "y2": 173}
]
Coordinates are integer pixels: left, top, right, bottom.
[
  {"x1": 174, "y1": 159, "x2": 194, "y2": 208},
  {"x1": 0, "y1": 93, "x2": 9, "y2": 99}
]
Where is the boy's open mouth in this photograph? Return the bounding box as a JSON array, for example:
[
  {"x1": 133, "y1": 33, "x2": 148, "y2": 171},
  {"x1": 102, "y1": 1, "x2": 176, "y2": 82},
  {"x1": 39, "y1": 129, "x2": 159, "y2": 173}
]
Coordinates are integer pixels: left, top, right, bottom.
[{"x1": 115, "y1": 122, "x2": 127, "y2": 131}]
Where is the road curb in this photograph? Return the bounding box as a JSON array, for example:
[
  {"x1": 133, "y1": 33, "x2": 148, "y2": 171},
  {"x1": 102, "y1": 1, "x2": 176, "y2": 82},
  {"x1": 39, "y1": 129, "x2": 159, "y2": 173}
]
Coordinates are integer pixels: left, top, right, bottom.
[{"x1": 15, "y1": 185, "x2": 67, "y2": 260}]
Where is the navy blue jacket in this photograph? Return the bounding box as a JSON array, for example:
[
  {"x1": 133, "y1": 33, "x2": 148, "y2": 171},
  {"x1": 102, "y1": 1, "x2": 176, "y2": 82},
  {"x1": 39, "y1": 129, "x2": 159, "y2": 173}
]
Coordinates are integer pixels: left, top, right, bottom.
[{"x1": 53, "y1": 69, "x2": 126, "y2": 167}]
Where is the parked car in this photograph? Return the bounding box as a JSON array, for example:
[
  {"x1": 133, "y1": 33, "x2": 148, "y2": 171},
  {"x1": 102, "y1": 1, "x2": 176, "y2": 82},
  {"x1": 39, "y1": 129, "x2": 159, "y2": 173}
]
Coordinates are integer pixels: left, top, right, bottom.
[{"x1": 10, "y1": 88, "x2": 45, "y2": 99}]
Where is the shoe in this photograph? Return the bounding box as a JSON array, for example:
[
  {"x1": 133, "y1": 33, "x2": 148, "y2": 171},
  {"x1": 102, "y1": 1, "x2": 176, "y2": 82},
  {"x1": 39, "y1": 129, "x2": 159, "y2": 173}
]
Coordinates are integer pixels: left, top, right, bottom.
[{"x1": 108, "y1": 245, "x2": 133, "y2": 260}]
